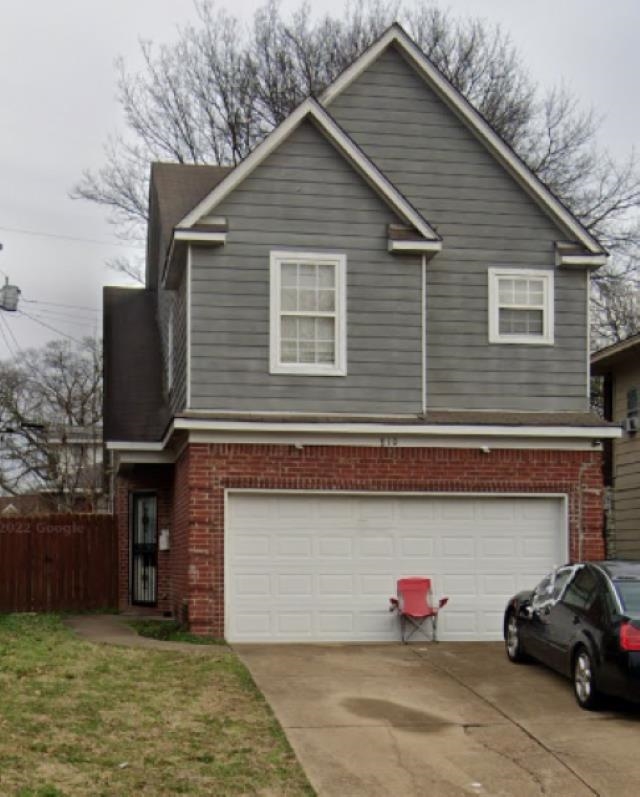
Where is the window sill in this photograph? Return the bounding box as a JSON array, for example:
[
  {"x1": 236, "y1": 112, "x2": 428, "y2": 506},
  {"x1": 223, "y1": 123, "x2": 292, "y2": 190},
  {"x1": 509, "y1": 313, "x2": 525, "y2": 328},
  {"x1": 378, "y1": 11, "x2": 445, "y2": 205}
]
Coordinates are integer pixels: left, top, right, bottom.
[{"x1": 269, "y1": 364, "x2": 347, "y2": 376}]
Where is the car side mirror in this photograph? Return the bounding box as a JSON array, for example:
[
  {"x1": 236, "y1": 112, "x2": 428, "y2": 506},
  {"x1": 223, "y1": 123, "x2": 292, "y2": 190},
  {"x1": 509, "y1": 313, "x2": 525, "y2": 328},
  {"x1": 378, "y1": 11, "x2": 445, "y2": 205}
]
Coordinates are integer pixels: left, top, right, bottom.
[{"x1": 521, "y1": 604, "x2": 535, "y2": 620}]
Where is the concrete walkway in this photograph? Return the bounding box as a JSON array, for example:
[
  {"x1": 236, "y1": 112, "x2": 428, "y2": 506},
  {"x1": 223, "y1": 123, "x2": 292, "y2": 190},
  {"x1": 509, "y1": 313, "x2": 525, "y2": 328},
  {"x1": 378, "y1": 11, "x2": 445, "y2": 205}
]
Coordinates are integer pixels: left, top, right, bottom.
[{"x1": 65, "y1": 614, "x2": 229, "y2": 655}]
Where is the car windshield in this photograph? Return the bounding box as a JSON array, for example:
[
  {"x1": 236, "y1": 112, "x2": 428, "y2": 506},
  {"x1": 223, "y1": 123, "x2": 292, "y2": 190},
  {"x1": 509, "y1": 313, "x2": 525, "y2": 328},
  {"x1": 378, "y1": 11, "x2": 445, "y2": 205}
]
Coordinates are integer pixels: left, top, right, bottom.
[{"x1": 614, "y1": 579, "x2": 640, "y2": 613}]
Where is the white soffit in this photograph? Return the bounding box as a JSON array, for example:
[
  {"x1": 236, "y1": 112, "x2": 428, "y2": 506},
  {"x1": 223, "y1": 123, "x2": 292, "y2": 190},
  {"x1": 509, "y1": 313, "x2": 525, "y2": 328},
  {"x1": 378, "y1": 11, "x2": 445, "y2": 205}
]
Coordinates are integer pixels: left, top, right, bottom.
[
  {"x1": 321, "y1": 24, "x2": 605, "y2": 257},
  {"x1": 177, "y1": 98, "x2": 440, "y2": 243}
]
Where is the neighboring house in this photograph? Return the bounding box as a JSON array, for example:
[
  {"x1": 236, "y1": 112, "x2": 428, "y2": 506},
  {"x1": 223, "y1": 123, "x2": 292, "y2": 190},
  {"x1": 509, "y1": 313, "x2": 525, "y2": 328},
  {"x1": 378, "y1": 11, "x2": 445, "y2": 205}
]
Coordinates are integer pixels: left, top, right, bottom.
[
  {"x1": 104, "y1": 25, "x2": 619, "y2": 642},
  {"x1": 591, "y1": 334, "x2": 640, "y2": 558}
]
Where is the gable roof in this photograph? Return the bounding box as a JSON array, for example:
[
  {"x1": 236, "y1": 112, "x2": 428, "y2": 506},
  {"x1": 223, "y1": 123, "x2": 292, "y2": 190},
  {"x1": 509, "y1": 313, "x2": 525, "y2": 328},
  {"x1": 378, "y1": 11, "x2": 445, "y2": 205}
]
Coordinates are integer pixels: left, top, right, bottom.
[
  {"x1": 148, "y1": 163, "x2": 232, "y2": 284},
  {"x1": 177, "y1": 97, "x2": 440, "y2": 245},
  {"x1": 591, "y1": 332, "x2": 640, "y2": 372},
  {"x1": 321, "y1": 24, "x2": 604, "y2": 257}
]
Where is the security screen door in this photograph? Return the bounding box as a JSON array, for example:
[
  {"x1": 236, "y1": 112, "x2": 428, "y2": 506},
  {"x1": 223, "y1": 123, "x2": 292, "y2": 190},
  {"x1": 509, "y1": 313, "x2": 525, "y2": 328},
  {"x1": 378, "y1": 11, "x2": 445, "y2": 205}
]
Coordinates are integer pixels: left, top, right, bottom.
[{"x1": 131, "y1": 493, "x2": 158, "y2": 605}]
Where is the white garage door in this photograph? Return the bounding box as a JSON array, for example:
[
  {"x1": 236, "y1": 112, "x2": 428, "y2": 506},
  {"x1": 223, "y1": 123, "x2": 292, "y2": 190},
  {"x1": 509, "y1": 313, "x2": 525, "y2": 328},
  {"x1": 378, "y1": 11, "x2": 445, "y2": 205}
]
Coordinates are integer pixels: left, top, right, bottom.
[{"x1": 226, "y1": 492, "x2": 565, "y2": 642}]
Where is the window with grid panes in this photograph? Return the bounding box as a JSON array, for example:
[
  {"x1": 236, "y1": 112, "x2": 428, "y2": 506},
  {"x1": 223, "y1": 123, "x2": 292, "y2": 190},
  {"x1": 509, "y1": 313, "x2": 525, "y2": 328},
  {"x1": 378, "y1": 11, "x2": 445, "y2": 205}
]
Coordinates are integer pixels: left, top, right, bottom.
[
  {"x1": 269, "y1": 252, "x2": 346, "y2": 375},
  {"x1": 488, "y1": 268, "x2": 554, "y2": 345}
]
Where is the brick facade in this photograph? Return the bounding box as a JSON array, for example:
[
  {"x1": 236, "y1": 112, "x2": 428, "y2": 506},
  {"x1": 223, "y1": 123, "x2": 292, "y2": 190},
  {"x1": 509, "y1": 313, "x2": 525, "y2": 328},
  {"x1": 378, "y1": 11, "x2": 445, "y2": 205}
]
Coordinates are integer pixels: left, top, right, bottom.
[{"x1": 115, "y1": 443, "x2": 604, "y2": 636}]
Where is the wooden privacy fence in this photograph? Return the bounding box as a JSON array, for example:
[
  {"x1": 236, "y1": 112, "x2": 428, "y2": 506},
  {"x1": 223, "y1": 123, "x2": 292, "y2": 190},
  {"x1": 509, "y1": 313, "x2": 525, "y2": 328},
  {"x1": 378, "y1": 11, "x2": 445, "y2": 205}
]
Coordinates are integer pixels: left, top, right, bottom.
[{"x1": 0, "y1": 514, "x2": 118, "y2": 612}]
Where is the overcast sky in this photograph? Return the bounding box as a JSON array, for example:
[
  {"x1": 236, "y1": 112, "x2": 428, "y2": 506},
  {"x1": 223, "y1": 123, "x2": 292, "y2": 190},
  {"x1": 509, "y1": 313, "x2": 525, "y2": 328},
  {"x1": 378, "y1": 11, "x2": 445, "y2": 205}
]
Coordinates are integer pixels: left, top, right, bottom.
[{"x1": 0, "y1": 0, "x2": 638, "y2": 356}]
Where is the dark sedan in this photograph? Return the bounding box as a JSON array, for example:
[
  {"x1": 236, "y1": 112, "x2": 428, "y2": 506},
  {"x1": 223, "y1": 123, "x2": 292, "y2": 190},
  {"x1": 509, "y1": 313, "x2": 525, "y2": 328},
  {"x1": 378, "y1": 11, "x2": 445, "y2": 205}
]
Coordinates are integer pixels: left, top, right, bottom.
[{"x1": 504, "y1": 560, "x2": 640, "y2": 709}]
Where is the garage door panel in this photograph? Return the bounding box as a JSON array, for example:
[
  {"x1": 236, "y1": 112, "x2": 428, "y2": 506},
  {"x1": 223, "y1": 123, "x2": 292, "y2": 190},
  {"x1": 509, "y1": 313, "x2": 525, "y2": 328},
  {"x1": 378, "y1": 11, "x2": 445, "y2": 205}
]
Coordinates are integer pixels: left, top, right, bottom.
[{"x1": 227, "y1": 493, "x2": 565, "y2": 642}]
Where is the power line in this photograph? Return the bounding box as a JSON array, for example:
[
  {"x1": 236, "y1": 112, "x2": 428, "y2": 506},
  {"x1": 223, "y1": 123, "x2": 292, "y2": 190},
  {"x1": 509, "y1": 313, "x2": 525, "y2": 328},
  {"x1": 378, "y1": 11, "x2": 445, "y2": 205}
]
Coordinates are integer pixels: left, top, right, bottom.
[
  {"x1": 0, "y1": 314, "x2": 17, "y2": 358},
  {"x1": 1, "y1": 313, "x2": 22, "y2": 355},
  {"x1": 0, "y1": 224, "x2": 143, "y2": 249},
  {"x1": 25, "y1": 309, "x2": 98, "y2": 330},
  {"x1": 21, "y1": 298, "x2": 99, "y2": 314},
  {"x1": 17, "y1": 310, "x2": 83, "y2": 345}
]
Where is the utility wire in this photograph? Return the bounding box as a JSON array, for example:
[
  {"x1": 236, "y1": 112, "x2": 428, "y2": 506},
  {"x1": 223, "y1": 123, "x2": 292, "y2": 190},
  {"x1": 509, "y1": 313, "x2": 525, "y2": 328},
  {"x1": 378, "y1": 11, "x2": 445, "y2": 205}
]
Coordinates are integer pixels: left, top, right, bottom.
[
  {"x1": 17, "y1": 310, "x2": 83, "y2": 345},
  {"x1": 0, "y1": 224, "x2": 143, "y2": 249},
  {"x1": 0, "y1": 314, "x2": 17, "y2": 358},
  {"x1": 24, "y1": 309, "x2": 97, "y2": 330},
  {"x1": 1, "y1": 313, "x2": 22, "y2": 355},
  {"x1": 21, "y1": 298, "x2": 99, "y2": 313}
]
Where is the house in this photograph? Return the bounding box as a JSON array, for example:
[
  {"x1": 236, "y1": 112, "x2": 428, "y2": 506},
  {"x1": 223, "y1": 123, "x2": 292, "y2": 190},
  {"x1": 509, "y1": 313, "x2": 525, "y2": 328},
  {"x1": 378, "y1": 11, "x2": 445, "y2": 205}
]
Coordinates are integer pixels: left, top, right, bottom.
[
  {"x1": 104, "y1": 24, "x2": 620, "y2": 642},
  {"x1": 591, "y1": 333, "x2": 640, "y2": 558}
]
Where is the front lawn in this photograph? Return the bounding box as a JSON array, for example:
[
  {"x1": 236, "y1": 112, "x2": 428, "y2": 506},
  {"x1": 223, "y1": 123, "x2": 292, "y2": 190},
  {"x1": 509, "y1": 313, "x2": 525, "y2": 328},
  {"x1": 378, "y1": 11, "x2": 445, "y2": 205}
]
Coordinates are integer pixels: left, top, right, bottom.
[{"x1": 0, "y1": 614, "x2": 313, "y2": 796}]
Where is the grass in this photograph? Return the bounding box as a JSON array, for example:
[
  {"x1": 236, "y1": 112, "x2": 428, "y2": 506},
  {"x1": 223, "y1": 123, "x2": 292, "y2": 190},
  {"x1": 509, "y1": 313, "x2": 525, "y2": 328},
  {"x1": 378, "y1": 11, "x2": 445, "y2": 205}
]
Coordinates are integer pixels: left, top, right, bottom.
[
  {"x1": 0, "y1": 614, "x2": 314, "y2": 796},
  {"x1": 128, "y1": 619, "x2": 225, "y2": 646}
]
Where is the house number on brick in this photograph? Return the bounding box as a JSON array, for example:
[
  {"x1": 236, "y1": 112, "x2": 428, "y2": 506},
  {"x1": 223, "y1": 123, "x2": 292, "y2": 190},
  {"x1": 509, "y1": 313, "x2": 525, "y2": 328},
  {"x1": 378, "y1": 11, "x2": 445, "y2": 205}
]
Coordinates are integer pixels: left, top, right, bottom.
[{"x1": 380, "y1": 436, "x2": 399, "y2": 447}]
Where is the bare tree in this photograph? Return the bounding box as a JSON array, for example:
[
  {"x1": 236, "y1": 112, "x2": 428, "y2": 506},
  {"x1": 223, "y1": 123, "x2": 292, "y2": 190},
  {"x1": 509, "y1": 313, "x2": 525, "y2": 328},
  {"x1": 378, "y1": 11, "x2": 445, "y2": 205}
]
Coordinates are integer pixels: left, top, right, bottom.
[
  {"x1": 0, "y1": 338, "x2": 104, "y2": 511},
  {"x1": 73, "y1": 0, "x2": 640, "y2": 337}
]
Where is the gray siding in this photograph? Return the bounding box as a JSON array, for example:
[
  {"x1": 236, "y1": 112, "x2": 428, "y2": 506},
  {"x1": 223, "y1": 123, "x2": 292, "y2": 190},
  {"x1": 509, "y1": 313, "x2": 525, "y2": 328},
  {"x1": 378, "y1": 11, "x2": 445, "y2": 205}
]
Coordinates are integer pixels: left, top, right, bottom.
[
  {"x1": 157, "y1": 269, "x2": 188, "y2": 414},
  {"x1": 329, "y1": 45, "x2": 589, "y2": 412},
  {"x1": 189, "y1": 120, "x2": 423, "y2": 413}
]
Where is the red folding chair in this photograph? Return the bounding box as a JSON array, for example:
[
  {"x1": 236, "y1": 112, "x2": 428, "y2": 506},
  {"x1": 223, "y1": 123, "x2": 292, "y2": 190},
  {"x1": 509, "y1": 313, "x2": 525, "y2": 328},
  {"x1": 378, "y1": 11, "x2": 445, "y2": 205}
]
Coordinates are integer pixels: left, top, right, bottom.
[{"x1": 389, "y1": 577, "x2": 449, "y2": 643}]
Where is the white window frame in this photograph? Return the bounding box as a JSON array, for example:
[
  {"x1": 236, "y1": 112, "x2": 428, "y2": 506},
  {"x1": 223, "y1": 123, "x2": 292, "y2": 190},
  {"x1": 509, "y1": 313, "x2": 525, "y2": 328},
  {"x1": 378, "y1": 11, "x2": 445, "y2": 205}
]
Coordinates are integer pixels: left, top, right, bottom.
[
  {"x1": 269, "y1": 250, "x2": 347, "y2": 376},
  {"x1": 488, "y1": 268, "x2": 554, "y2": 345}
]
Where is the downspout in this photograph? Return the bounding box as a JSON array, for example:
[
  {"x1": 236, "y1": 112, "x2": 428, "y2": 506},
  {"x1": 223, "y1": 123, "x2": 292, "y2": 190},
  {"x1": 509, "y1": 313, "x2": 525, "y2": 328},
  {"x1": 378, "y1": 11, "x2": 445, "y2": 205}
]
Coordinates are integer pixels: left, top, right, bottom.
[{"x1": 422, "y1": 254, "x2": 427, "y2": 416}]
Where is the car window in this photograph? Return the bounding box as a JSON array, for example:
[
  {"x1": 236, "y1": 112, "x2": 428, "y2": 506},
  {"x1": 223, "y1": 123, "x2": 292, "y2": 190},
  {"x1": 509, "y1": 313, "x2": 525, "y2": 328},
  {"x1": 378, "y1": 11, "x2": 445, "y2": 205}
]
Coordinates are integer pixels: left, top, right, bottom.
[
  {"x1": 614, "y1": 579, "x2": 640, "y2": 613},
  {"x1": 551, "y1": 566, "x2": 576, "y2": 602},
  {"x1": 531, "y1": 567, "x2": 575, "y2": 610},
  {"x1": 531, "y1": 573, "x2": 554, "y2": 610},
  {"x1": 562, "y1": 567, "x2": 599, "y2": 612}
]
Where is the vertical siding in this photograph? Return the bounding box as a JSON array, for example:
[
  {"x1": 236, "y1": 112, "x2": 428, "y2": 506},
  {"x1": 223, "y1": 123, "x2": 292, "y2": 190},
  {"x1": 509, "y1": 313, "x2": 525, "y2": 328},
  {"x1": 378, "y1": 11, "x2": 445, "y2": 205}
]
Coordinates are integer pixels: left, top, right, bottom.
[
  {"x1": 189, "y1": 120, "x2": 423, "y2": 414},
  {"x1": 329, "y1": 45, "x2": 589, "y2": 412},
  {"x1": 612, "y1": 359, "x2": 640, "y2": 558}
]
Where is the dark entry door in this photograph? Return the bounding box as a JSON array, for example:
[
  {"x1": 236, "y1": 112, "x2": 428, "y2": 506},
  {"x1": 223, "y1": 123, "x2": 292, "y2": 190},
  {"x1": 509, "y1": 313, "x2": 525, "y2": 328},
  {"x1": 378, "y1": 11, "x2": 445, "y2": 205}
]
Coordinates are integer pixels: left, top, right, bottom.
[{"x1": 131, "y1": 493, "x2": 158, "y2": 605}]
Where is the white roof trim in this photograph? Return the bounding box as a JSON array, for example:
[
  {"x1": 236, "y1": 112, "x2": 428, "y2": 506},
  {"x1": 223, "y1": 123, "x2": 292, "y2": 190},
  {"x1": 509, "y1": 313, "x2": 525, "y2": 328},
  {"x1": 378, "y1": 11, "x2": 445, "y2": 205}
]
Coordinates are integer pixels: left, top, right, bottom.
[
  {"x1": 321, "y1": 25, "x2": 604, "y2": 256},
  {"x1": 172, "y1": 418, "x2": 621, "y2": 439},
  {"x1": 106, "y1": 418, "x2": 620, "y2": 458},
  {"x1": 388, "y1": 240, "x2": 442, "y2": 254},
  {"x1": 556, "y1": 252, "x2": 608, "y2": 269},
  {"x1": 174, "y1": 229, "x2": 226, "y2": 244},
  {"x1": 177, "y1": 97, "x2": 440, "y2": 242}
]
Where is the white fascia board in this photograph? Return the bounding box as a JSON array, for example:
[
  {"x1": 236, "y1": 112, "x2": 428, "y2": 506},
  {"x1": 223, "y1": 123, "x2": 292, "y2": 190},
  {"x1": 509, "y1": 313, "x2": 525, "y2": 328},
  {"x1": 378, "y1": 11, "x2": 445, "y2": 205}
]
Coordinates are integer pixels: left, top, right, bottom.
[
  {"x1": 321, "y1": 25, "x2": 604, "y2": 256},
  {"x1": 177, "y1": 98, "x2": 439, "y2": 242},
  {"x1": 173, "y1": 418, "x2": 621, "y2": 439},
  {"x1": 388, "y1": 240, "x2": 442, "y2": 253},
  {"x1": 173, "y1": 229, "x2": 226, "y2": 244},
  {"x1": 106, "y1": 441, "x2": 165, "y2": 451},
  {"x1": 556, "y1": 253, "x2": 608, "y2": 269}
]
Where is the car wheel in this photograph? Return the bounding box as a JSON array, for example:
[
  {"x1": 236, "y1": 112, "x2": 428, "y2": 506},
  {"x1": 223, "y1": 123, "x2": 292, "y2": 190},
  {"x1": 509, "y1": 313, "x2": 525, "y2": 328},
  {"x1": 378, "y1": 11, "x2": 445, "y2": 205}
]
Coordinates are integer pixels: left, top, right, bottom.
[
  {"x1": 505, "y1": 611, "x2": 527, "y2": 663},
  {"x1": 573, "y1": 646, "x2": 600, "y2": 710}
]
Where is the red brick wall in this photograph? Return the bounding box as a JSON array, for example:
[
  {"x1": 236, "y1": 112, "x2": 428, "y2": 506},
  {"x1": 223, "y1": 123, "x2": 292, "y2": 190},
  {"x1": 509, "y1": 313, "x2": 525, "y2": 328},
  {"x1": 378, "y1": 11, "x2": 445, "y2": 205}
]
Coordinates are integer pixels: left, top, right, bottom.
[
  {"x1": 168, "y1": 443, "x2": 604, "y2": 636},
  {"x1": 114, "y1": 465, "x2": 173, "y2": 614}
]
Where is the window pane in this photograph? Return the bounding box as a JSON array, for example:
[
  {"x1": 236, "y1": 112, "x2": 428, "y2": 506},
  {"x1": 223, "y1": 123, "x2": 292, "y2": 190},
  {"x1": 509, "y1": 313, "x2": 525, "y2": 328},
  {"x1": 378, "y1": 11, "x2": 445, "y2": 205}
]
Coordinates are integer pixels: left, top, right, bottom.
[
  {"x1": 316, "y1": 341, "x2": 335, "y2": 363},
  {"x1": 318, "y1": 289, "x2": 335, "y2": 311},
  {"x1": 499, "y1": 308, "x2": 544, "y2": 335},
  {"x1": 299, "y1": 264, "x2": 316, "y2": 288},
  {"x1": 281, "y1": 316, "x2": 297, "y2": 339},
  {"x1": 299, "y1": 342, "x2": 316, "y2": 363},
  {"x1": 299, "y1": 289, "x2": 317, "y2": 311},
  {"x1": 499, "y1": 278, "x2": 514, "y2": 304},
  {"x1": 280, "y1": 340, "x2": 297, "y2": 362},
  {"x1": 527, "y1": 280, "x2": 544, "y2": 305},
  {"x1": 299, "y1": 317, "x2": 315, "y2": 340},
  {"x1": 513, "y1": 279, "x2": 529, "y2": 304},
  {"x1": 281, "y1": 263, "x2": 298, "y2": 287},
  {"x1": 316, "y1": 317, "x2": 334, "y2": 340},
  {"x1": 319, "y1": 264, "x2": 335, "y2": 288},
  {"x1": 281, "y1": 288, "x2": 298, "y2": 311}
]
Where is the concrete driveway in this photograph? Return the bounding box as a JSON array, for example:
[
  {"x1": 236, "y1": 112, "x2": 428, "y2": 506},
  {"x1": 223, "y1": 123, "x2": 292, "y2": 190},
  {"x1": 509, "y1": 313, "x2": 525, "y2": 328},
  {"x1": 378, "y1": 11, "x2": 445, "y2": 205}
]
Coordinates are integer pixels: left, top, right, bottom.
[{"x1": 236, "y1": 642, "x2": 640, "y2": 797}]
